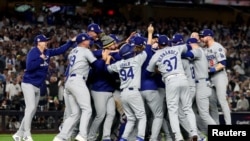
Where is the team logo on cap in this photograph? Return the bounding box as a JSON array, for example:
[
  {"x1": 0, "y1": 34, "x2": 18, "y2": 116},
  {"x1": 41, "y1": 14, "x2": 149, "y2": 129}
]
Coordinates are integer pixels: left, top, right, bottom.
[
  {"x1": 37, "y1": 38, "x2": 40, "y2": 42},
  {"x1": 82, "y1": 37, "x2": 85, "y2": 40},
  {"x1": 91, "y1": 27, "x2": 94, "y2": 31}
]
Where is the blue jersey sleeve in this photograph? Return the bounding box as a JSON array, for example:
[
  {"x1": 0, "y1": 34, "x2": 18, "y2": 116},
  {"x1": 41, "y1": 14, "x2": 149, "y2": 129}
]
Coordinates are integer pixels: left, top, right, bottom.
[{"x1": 49, "y1": 41, "x2": 74, "y2": 56}]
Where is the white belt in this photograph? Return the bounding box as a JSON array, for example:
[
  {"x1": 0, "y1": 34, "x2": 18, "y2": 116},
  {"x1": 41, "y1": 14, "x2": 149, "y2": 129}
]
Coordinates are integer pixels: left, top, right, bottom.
[{"x1": 166, "y1": 73, "x2": 185, "y2": 79}]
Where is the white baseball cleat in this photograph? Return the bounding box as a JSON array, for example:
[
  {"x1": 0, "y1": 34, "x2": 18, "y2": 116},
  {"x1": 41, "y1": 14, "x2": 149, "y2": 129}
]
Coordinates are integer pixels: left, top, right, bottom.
[
  {"x1": 53, "y1": 137, "x2": 65, "y2": 141},
  {"x1": 75, "y1": 134, "x2": 87, "y2": 141},
  {"x1": 12, "y1": 134, "x2": 22, "y2": 141},
  {"x1": 23, "y1": 136, "x2": 34, "y2": 141}
]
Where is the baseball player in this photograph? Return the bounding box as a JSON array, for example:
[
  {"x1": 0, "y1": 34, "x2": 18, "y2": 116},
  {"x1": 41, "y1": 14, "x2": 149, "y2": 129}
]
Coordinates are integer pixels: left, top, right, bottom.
[
  {"x1": 104, "y1": 42, "x2": 149, "y2": 141},
  {"x1": 53, "y1": 33, "x2": 104, "y2": 141},
  {"x1": 12, "y1": 34, "x2": 75, "y2": 141},
  {"x1": 151, "y1": 34, "x2": 174, "y2": 141},
  {"x1": 87, "y1": 23, "x2": 103, "y2": 48},
  {"x1": 146, "y1": 37, "x2": 198, "y2": 141},
  {"x1": 133, "y1": 25, "x2": 164, "y2": 141},
  {"x1": 87, "y1": 36, "x2": 118, "y2": 141},
  {"x1": 182, "y1": 38, "x2": 217, "y2": 140},
  {"x1": 189, "y1": 32, "x2": 212, "y2": 135},
  {"x1": 199, "y1": 29, "x2": 231, "y2": 125}
]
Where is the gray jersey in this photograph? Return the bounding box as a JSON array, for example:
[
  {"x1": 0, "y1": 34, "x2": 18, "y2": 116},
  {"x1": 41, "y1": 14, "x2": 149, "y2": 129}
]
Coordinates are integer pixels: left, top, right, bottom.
[
  {"x1": 107, "y1": 51, "x2": 147, "y2": 90},
  {"x1": 147, "y1": 44, "x2": 187, "y2": 80},
  {"x1": 191, "y1": 47, "x2": 209, "y2": 79},
  {"x1": 68, "y1": 47, "x2": 96, "y2": 78},
  {"x1": 182, "y1": 59, "x2": 195, "y2": 87},
  {"x1": 204, "y1": 42, "x2": 226, "y2": 68}
]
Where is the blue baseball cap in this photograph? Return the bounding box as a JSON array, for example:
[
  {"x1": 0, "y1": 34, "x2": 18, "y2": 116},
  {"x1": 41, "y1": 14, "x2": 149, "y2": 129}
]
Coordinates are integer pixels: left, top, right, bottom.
[
  {"x1": 199, "y1": 29, "x2": 214, "y2": 37},
  {"x1": 76, "y1": 33, "x2": 91, "y2": 44},
  {"x1": 130, "y1": 36, "x2": 147, "y2": 46},
  {"x1": 186, "y1": 38, "x2": 198, "y2": 44},
  {"x1": 158, "y1": 35, "x2": 169, "y2": 46},
  {"x1": 119, "y1": 43, "x2": 135, "y2": 58},
  {"x1": 171, "y1": 33, "x2": 184, "y2": 43},
  {"x1": 87, "y1": 23, "x2": 102, "y2": 34},
  {"x1": 34, "y1": 34, "x2": 50, "y2": 44},
  {"x1": 153, "y1": 33, "x2": 160, "y2": 38},
  {"x1": 109, "y1": 34, "x2": 121, "y2": 43}
]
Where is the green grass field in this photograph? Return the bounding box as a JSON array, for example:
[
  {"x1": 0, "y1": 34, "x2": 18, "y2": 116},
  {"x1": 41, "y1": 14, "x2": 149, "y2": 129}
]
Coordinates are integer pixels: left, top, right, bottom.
[{"x1": 0, "y1": 134, "x2": 56, "y2": 141}]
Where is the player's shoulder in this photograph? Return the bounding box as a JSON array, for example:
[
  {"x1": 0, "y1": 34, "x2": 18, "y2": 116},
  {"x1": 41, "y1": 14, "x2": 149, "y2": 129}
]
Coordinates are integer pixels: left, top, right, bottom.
[{"x1": 213, "y1": 42, "x2": 224, "y2": 49}]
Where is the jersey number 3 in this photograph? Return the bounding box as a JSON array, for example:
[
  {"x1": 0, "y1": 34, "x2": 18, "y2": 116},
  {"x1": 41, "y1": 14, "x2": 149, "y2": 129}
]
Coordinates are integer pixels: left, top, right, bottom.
[
  {"x1": 163, "y1": 56, "x2": 177, "y2": 72},
  {"x1": 119, "y1": 67, "x2": 134, "y2": 81}
]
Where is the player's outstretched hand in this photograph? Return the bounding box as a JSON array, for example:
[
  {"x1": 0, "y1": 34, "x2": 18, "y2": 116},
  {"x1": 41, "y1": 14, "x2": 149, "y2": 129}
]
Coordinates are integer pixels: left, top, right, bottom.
[{"x1": 147, "y1": 24, "x2": 154, "y2": 33}]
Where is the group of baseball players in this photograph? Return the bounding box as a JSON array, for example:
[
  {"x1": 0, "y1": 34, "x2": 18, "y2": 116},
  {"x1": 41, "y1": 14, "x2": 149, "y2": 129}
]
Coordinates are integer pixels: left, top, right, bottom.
[{"x1": 12, "y1": 22, "x2": 231, "y2": 141}]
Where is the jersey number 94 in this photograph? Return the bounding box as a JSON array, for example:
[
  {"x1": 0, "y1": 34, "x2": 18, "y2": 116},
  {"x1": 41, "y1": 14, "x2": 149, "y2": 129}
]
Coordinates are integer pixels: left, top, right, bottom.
[{"x1": 119, "y1": 67, "x2": 134, "y2": 81}]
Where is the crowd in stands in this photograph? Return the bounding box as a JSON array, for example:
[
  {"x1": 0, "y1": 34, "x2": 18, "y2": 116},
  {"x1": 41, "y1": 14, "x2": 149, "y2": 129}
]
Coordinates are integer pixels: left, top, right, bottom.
[{"x1": 0, "y1": 9, "x2": 250, "y2": 130}]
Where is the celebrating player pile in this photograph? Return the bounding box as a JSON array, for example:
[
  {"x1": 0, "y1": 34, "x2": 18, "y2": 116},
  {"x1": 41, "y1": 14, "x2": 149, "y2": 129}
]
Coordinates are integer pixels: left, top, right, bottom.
[{"x1": 12, "y1": 23, "x2": 231, "y2": 141}]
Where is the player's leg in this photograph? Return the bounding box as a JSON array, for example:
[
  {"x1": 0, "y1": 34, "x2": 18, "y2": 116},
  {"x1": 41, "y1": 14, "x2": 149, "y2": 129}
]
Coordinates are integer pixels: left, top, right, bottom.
[
  {"x1": 22, "y1": 83, "x2": 40, "y2": 140},
  {"x1": 209, "y1": 88, "x2": 220, "y2": 124},
  {"x1": 178, "y1": 86, "x2": 196, "y2": 140},
  {"x1": 72, "y1": 80, "x2": 92, "y2": 140},
  {"x1": 178, "y1": 81, "x2": 198, "y2": 139},
  {"x1": 196, "y1": 81, "x2": 217, "y2": 127},
  {"x1": 212, "y1": 74, "x2": 231, "y2": 125},
  {"x1": 61, "y1": 90, "x2": 79, "y2": 140},
  {"x1": 142, "y1": 90, "x2": 163, "y2": 141},
  {"x1": 120, "y1": 91, "x2": 136, "y2": 140},
  {"x1": 127, "y1": 90, "x2": 147, "y2": 140},
  {"x1": 54, "y1": 92, "x2": 81, "y2": 140},
  {"x1": 158, "y1": 88, "x2": 173, "y2": 141},
  {"x1": 88, "y1": 91, "x2": 112, "y2": 140},
  {"x1": 102, "y1": 95, "x2": 116, "y2": 140},
  {"x1": 164, "y1": 79, "x2": 183, "y2": 141},
  {"x1": 13, "y1": 83, "x2": 39, "y2": 141}
]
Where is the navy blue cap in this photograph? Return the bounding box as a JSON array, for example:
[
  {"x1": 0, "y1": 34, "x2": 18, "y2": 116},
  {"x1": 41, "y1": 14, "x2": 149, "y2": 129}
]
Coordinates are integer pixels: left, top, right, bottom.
[
  {"x1": 109, "y1": 34, "x2": 121, "y2": 43},
  {"x1": 199, "y1": 29, "x2": 214, "y2": 37},
  {"x1": 34, "y1": 34, "x2": 50, "y2": 44},
  {"x1": 186, "y1": 38, "x2": 198, "y2": 44},
  {"x1": 172, "y1": 33, "x2": 184, "y2": 43},
  {"x1": 119, "y1": 43, "x2": 135, "y2": 58},
  {"x1": 87, "y1": 23, "x2": 102, "y2": 34},
  {"x1": 76, "y1": 33, "x2": 91, "y2": 44},
  {"x1": 130, "y1": 36, "x2": 147, "y2": 46},
  {"x1": 153, "y1": 33, "x2": 160, "y2": 38},
  {"x1": 158, "y1": 35, "x2": 169, "y2": 46}
]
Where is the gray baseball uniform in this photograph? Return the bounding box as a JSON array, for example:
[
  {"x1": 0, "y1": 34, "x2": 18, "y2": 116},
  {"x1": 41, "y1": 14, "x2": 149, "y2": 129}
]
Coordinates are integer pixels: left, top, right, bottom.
[
  {"x1": 178, "y1": 59, "x2": 197, "y2": 138},
  {"x1": 107, "y1": 51, "x2": 147, "y2": 140},
  {"x1": 190, "y1": 47, "x2": 218, "y2": 137},
  {"x1": 147, "y1": 45, "x2": 197, "y2": 141},
  {"x1": 205, "y1": 42, "x2": 231, "y2": 125},
  {"x1": 55, "y1": 46, "x2": 96, "y2": 140}
]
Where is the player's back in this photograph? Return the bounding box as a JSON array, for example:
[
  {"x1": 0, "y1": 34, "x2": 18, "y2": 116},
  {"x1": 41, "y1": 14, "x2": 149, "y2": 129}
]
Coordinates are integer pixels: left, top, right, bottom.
[
  {"x1": 191, "y1": 47, "x2": 209, "y2": 79},
  {"x1": 111, "y1": 51, "x2": 146, "y2": 90},
  {"x1": 68, "y1": 47, "x2": 96, "y2": 79},
  {"x1": 154, "y1": 45, "x2": 186, "y2": 79}
]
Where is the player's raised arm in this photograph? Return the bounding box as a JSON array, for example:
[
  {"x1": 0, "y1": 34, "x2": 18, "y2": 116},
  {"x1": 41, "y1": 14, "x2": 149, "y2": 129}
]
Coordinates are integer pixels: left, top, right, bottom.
[{"x1": 48, "y1": 36, "x2": 76, "y2": 56}]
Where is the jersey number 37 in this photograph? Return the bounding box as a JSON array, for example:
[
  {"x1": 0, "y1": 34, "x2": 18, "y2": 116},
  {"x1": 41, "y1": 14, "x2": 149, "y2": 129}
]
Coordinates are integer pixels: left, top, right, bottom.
[
  {"x1": 163, "y1": 56, "x2": 177, "y2": 72},
  {"x1": 119, "y1": 67, "x2": 134, "y2": 81}
]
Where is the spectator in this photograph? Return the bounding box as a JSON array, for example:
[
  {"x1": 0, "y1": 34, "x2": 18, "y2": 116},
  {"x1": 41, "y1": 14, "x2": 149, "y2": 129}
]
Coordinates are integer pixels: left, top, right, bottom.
[
  {"x1": 235, "y1": 94, "x2": 249, "y2": 112},
  {"x1": 5, "y1": 78, "x2": 21, "y2": 101}
]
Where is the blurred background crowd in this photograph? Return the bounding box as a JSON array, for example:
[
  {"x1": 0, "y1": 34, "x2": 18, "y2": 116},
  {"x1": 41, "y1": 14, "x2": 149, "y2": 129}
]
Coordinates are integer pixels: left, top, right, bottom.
[{"x1": 0, "y1": 0, "x2": 250, "y2": 130}]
